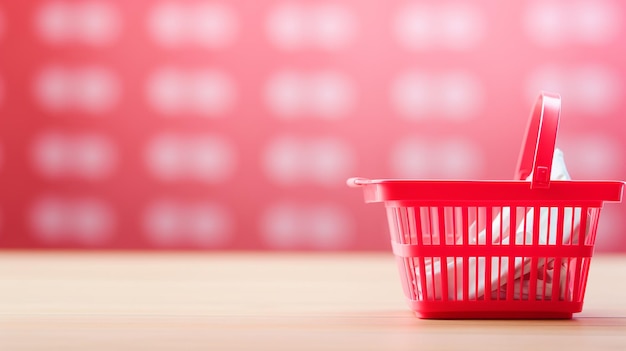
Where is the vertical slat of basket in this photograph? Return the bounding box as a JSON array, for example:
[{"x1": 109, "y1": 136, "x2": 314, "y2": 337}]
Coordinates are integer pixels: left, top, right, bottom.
[
  {"x1": 415, "y1": 207, "x2": 427, "y2": 301},
  {"x1": 507, "y1": 206, "x2": 517, "y2": 301},
  {"x1": 407, "y1": 207, "x2": 418, "y2": 301},
  {"x1": 529, "y1": 206, "x2": 541, "y2": 301},
  {"x1": 461, "y1": 206, "x2": 469, "y2": 301},
  {"x1": 552, "y1": 206, "x2": 565, "y2": 301},
  {"x1": 437, "y1": 206, "x2": 448, "y2": 301},
  {"x1": 573, "y1": 207, "x2": 588, "y2": 302},
  {"x1": 485, "y1": 206, "x2": 492, "y2": 301}
]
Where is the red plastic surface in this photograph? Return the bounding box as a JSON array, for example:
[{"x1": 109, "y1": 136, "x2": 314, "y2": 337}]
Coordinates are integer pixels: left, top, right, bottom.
[
  {"x1": 348, "y1": 92, "x2": 625, "y2": 319},
  {"x1": 515, "y1": 92, "x2": 561, "y2": 188}
]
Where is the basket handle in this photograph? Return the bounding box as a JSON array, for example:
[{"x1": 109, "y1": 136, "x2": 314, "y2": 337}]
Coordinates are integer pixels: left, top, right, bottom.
[{"x1": 514, "y1": 91, "x2": 561, "y2": 189}]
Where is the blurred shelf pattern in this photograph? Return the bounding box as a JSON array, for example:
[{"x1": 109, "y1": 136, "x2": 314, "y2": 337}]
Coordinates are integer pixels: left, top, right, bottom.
[{"x1": 0, "y1": 0, "x2": 624, "y2": 251}]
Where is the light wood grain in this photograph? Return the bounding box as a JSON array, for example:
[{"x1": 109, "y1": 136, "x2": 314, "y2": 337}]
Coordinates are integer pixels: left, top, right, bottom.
[{"x1": 1, "y1": 252, "x2": 625, "y2": 350}]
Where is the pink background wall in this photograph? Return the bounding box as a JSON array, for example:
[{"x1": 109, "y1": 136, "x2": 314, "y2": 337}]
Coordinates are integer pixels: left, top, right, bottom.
[{"x1": 0, "y1": 0, "x2": 624, "y2": 251}]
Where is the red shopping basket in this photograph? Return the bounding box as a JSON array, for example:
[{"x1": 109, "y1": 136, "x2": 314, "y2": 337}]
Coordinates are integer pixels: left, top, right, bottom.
[{"x1": 348, "y1": 92, "x2": 624, "y2": 319}]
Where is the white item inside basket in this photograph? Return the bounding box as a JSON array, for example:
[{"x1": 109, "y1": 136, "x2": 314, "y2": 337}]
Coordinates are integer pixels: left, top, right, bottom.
[{"x1": 418, "y1": 149, "x2": 581, "y2": 301}]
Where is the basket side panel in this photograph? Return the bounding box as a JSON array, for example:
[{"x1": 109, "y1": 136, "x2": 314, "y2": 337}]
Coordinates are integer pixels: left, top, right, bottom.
[{"x1": 384, "y1": 202, "x2": 604, "y2": 317}]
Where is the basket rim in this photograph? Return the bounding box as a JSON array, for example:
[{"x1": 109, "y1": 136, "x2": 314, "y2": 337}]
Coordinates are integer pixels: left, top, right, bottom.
[{"x1": 349, "y1": 178, "x2": 625, "y2": 204}]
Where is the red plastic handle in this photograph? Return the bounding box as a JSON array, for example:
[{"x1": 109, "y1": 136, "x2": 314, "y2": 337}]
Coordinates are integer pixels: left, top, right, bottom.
[{"x1": 514, "y1": 92, "x2": 561, "y2": 189}]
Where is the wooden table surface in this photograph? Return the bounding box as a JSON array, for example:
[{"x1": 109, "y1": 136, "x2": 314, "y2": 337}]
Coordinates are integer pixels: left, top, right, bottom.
[{"x1": 1, "y1": 252, "x2": 626, "y2": 350}]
